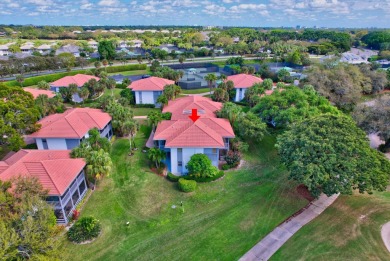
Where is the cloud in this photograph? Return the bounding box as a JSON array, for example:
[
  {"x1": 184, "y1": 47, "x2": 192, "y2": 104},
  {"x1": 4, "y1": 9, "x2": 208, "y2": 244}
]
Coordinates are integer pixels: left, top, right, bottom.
[{"x1": 98, "y1": 0, "x2": 120, "y2": 6}]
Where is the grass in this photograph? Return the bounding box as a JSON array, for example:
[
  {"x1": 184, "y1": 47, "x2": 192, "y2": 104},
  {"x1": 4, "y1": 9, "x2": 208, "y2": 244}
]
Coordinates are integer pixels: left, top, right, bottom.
[
  {"x1": 108, "y1": 69, "x2": 149, "y2": 76},
  {"x1": 60, "y1": 127, "x2": 307, "y2": 260},
  {"x1": 0, "y1": 145, "x2": 11, "y2": 160},
  {"x1": 272, "y1": 191, "x2": 390, "y2": 261},
  {"x1": 78, "y1": 88, "x2": 122, "y2": 108},
  {"x1": 131, "y1": 107, "x2": 160, "y2": 116},
  {"x1": 182, "y1": 88, "x2": 211, "y2": 94}
]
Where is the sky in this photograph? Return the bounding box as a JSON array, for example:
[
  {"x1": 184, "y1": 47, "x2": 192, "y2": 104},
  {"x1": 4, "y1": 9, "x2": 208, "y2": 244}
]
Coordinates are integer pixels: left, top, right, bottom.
[{"x1": 0, "y1": 0, "x2": 389, "y2": 28}]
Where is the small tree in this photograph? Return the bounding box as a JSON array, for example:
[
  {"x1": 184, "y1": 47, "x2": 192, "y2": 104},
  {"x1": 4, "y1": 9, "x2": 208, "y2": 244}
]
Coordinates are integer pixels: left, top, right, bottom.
[
  {"x1": 78, "y1": 87, "x2": 90, "y2": 103},
  {"x1": 157, "y1": 94, "x2": 168, "y2": 107},
  {"x1": 204, "y1": 73, "x2": 217, "y2": 95},
  {"x1": 37, "y1": 80, "x2": 50, "y2": 90},
  {"x1": 102, "y1": 59, "x2": 108, "y2": 68},
  {"x1": 106, "y1": 78, "x2": 116, "y2": 96},
  {"x1": 122, "y1": 78, "x2": 131, "y2": 86},
  {"x1": 147, "y1": 148, "x2": 166, "y2": 168},
  {"x1": 147, "y1": 110, "x2": 163, "y2": 130},
  {"x1": 122, "y1": 120, "x2": 139, "y2": 153},
  {"x1": 186, "y1": 154, "x2": 218, "y2": 179},
  {"x1": 16, "y1": 74, "x2": 24, "y2": 87},
  {"x1": 94, "y1": 61, "x2": 102, "y2": 69},
  {"x1": 137, "y1": 56, "x2": 143, "y2": 64}
]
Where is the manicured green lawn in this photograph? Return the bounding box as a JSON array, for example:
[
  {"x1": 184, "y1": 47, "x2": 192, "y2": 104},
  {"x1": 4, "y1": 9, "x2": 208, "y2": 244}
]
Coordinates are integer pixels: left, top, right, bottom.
[
  {"x1": 182, "y1": 88, "x2": 211, "y2": 94},
  {"x1": 108, "y1": 70, "x2": 149, "y2": 76},
  {"x1": 272, "y1": 192, "x2": 390, "y2": 261},
  {"x1": 131, "y1": 107, "x2": 160, "y2": 116},
  {"x1": 60, "y1": 126, "x2": 307, "y2": 260}
]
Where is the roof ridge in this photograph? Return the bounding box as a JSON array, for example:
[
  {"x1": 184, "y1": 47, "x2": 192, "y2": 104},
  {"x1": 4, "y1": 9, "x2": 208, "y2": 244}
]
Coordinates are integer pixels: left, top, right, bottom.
[
  {"x1": 40, "y1": 161, "x2": 61, "y2": 195},
  {"x1": 64, "y1": 110, "x2": 86, "y2": 137}
]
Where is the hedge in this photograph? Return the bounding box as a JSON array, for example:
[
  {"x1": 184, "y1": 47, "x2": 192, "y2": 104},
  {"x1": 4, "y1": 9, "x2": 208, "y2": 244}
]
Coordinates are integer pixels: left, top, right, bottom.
[
  {"x1": 4, "y1": 64, "x2": 147, "y2": 87},
  {"x1": 186, "y1": 170, "x2": 225, "y2": 183},
  {"x1": 167, "y1": 172, "x2": 180, "y2": 182},
  {"x1": 178, "y1": 178, "x2": 197, "y2": 192}
]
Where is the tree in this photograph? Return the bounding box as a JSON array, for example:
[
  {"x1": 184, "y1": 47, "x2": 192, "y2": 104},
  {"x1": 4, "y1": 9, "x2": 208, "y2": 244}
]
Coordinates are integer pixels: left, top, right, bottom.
[
  {"x1": 122, "y1": 120, "x2": 139, "y2": 152},
  {"x1": 238, "y1": 112, "x2": 267, "y2": 143},
  {"x1": 353, "y1": 95, "x2": 390, "y2": 150},
  {"x1": 276, "y1": 114, "x2": 390, "y2": 198},
  {"x1": 102, "y1": 59, "x2": 108, "y2": 67},
  {"x1": 150, "y1": 60, "x2": 161, "y2": 72},
  {"x1": 0, "y1": 177, "x2": 59, "y2": 260},
  {"x1": 204, "y1": 73, "x2": 217, "y2": 95},
  {"x1": 217, "y1": 102, "x2": 243, "y2": 127},
  {"x1": 122, "y1": 78, "x2": 131, "y2": 86},
  {"x1": 86, "y1": 149, "x2": 112, "y2": 181},
  {"x1": 98, "y1": 40, "x2": 116, "y2": 60},
  {"x1": 212, "y1": 88, "x2": 229, "y2": 102},
  {"x1": 147, "y1": 110, "x2": 163, "y2": 130},
  {"x1": 262, "y1": 78, "x2": 273, "y2": 90},
  {"x1": 277, "y1": 68, "x2": 290, "y2": 82},
  {"x1": 0, "y1": 85, "x2": 40, "y2": 150},
  {"x1": 106, "y1": 78, "x2": 117, "y2": 96},
  {"x1": 147, "y1": 148, "x2": 166, "y2": 168},
  {"x1": 252, "y1": 86, "x2": 340, "y2": 128},
  {"x1": 94, "y1": 61, "x2": 102, "y2": 69},
  {"x1": 105, "y1": 102, "x2": 134, "y2": 136},
  {"x1": 186, "y1": 154, "x2": 219, "y2": 179},
  {"x1": 137, "y1": 56, "x2": 143, "y2": 64},
  {"x1": 244, "y1": 83, "x2": 264, "y2": 107},
  {"x1": 120, "y1": 88, "x2": 134, "y2": 104},
  {"x1": 178, "y1": 55, "x2": 185, "y2": 66},
  {"x1": 37, "y1": 80, "x2": 50, "y2": 90},
  {"x1": 157, "y1": 94, "x2": 168, "y2": 107},
  {"x1": 16, "y1": 74, "x2": 24, "y2": 87},
  {"x1": 78, "y1": 87, "x2": 90, "y2": 103}
]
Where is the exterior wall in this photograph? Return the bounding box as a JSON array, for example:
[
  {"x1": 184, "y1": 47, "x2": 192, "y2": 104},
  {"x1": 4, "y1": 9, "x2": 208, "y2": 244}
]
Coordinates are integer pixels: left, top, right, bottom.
[
  {"x1": 234, "y1": 88, "x2": 247, "y2": 102},
  {"x1": 100, "y1": 122, "x2": 113, "y2": 140},
  {"x1": 169, "y1": 147, "x2": 220, "y2": 175},
  {"x1": 135, "y1": 91, "x2": 162, "y2": 105},
  {"x1": 36, "y1": 138, "x2": 80, "y2": 150}
]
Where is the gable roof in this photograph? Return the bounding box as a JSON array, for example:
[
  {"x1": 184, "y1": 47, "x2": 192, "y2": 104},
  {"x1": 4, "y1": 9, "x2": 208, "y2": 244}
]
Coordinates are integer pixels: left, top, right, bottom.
[
  {"x1": 154, "y1": 118, "x2": 234, "y2": 148},
  {"x1": 0, "y1": 150, "x2": 85, "y2": 196},
  {"x1": 51, "y1": 74, "x2": 100, "y2": 87},
  {"x1": 24, "y1": 88, "x2": 56, "y2": 99},
  {"x1": 227, "y1": 74, "x2": 263, "y2": 89},
  {"x1": 29, "y1": 108, "x2": 111, "y2": 139},
  {"x1": 162, "y1": 96, "x2": 222, "y2": 120},
  {"x1": 129, "y1": 77, "x2": 175, "y2": 91}
]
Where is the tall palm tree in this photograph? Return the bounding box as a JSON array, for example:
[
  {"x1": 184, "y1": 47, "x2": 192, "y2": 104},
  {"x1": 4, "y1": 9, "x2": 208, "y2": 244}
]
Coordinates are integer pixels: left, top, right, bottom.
[
  {"x1": 123, "y1": 120, "x2": 139, "y2": 154},
  {"x1": 204, "y1": 73, "x2": 217, "y2": 95},
  {"x1": 106, "y1": 78, "x2": 117, "y2": 96}
]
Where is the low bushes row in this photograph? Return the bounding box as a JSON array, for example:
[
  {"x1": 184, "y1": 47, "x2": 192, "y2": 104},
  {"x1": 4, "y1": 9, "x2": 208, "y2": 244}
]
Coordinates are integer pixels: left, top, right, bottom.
[
  {"x1": 132, "y1": 104, "x2": 155, "y2": 108},
  {"x1": 167, "y1": 170, "x2": 225, "y2": 183},
  {"x1": 5, "y1": 64, "x2": 147, "y2": 87}
]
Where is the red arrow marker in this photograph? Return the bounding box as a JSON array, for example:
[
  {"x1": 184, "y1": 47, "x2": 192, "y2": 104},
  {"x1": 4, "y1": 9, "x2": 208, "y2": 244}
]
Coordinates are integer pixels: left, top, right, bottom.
[{"x1": 189, "y1": 108, "x2": 200, "y2": 122}]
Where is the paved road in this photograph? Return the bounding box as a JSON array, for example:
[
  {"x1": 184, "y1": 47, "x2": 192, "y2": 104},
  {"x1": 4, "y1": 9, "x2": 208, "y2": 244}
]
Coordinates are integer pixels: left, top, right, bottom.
[{"x1": 240, "y1": 193, "x2": 339, "y2": 261}]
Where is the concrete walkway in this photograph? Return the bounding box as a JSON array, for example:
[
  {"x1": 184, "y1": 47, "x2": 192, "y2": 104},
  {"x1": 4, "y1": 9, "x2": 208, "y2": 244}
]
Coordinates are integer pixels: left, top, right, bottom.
[
  {"x1": 183, "y1": 91, "x2": 213, "y2": 97},
  {"x1": 381, "y1": 222, "x2": 390, "y2": 253},
  {"x1": 240, "y1": 193, "x2": 339, "y2": 261},
  {"x1": 134, "y1": 116, "x2": 147, "y2": 119}
]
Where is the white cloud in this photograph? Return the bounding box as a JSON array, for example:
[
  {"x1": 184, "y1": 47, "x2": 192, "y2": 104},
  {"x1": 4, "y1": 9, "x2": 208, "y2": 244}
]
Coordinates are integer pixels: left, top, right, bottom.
[{"x1": 98, "y1": 0, "x2": 120, "y2": 6}]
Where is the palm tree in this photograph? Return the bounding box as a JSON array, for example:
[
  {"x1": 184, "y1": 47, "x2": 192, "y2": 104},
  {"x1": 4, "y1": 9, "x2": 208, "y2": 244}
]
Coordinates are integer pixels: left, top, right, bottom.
[
  {"x1": 35, "y1": 94, "x2": 49, "y2": 118},
  {"x1": 16, "y1": 74, "x2": 24, "y2": 87},
  {"x1": 86, "y1": 149, "x2": 112, "y2": 182},
  {"x1": 204, "y1": 73, "x2": 217, "y2": 95},
  {"x1": 122, "y1": 78, "x2": 131, "y2": 86},
  {"x1": 37, "y1": 80, "x2": 50, "y2": 90},
  {"x1": 106, "y1": 78, "x2": 117, "y2": 96},
  {"x1": 218, "y1": 74, "x2": 227, "y2": 82},
  {"x1": 147, "y1": 148, "x2": 166, "y2": 168},
  {"x1": 78, "y1": 87, "x2": 90, "y2": 103},
  {"x1": 123, "y1": 120, "x2": 139, "y2": 154}
]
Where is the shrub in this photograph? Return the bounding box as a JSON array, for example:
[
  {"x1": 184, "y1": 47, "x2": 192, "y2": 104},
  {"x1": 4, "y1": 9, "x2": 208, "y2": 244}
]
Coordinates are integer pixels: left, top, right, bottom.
[
  {"x1": 186, "y1": 170, "x2": 224, "y2": 182},
  {"x1": 225, "y1": 150, "x2": 241, "y2": 167},
  {"x1": 167, "y1": 172, "x2": 181, "y2": 182},
  {"x1": 67, "y1": 216, "x2": 101, "y2": 243},
  {"x1": 221, "y1": 164, "x2": 231, "y2": 170},
  {"x1": 178, "y1": 178, "x2": 197, "y2": 192},
  {"x1": 186, "y1": 154, "x2": 218, "y2": 179}
]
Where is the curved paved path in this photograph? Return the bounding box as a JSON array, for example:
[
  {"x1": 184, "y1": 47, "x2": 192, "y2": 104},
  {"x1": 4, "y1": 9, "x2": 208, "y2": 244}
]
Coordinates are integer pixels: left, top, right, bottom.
[
  {"x1": 240, "y1": 193, "x2": 339, "y2": 261},
  {"x1": 381, "y1": 222, "x2": 390, "y2": 253}
]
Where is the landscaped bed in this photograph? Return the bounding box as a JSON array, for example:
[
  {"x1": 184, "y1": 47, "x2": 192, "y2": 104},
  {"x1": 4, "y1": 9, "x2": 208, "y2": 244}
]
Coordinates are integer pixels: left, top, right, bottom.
[{"x1": 60, "y1": 124, "x2": 307, "y2": 260}]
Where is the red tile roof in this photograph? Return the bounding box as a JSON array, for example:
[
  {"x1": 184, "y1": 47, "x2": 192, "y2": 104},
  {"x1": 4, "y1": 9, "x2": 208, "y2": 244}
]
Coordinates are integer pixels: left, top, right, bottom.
[
  {"x1": 154, "y1": 118, "x2": 234, "y2": 148},
  {"x1": 29, "y1": 108, "x2": 111, "y2": 139},
  {"x1": 0, "y1": 150, "x2": 85, "y2": 196},
  {"x1": 129, "y1": 77, "x2": 175, "y2": 91},
  {"x1": 227, "y1": 74, "x2": 263, "y2": 89},
  {"x1": 162, "y1": 96, "x2": 222, "y2": 120},
  {"x1": 51, "y1": 74, "x2": 100, "y2": 87},
  {"x1": 24, "y1": 88, "x2": 56, "y2": 99}
]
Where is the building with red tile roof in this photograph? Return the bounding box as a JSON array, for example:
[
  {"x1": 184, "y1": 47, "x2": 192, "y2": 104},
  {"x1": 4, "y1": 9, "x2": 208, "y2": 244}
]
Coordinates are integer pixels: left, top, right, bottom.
[
  {"x1": 227, "y1": 74, "x2": 263, "y2": 102},
  {"x1": 24, "y1": 88, "x2": 56, "y2": 99},
  {"x1": 50, "y1": 74, "x2": 100, "y2": 103},
  {"x1": 0, "y1": 150, "x2": 87, "y2": 224},
  {"x1": 29, "y1": 108, "x2": 113, "y2": 150},
  {"x1": 153, "y1": 96, "x2": 235, "y2": 175},
  {"x1": 128, "y1": 77, "x2": 175, "y2": 106},
  {"x1": 162, "y1": 96, "x2": 222, "y2": 120}
]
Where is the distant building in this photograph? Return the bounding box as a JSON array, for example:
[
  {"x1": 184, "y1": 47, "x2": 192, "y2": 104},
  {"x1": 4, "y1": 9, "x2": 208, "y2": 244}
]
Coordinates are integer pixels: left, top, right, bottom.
[
  {"x1": 129, "y1": 77, "x2": 175, "y2": 106},
  {"x1": 88, "y1": 40, "x2": 98, "y2": 49},
  {"x1": 50, "y1": 74, "x2": 100, "y2": 103},
  {"x1": 37, "y1": 44, "x2": 52, "y2": 55},
  {"x1": 29, "y1": 108, "x2": 113, "y2": 150},
  {"x1": 227, "y1": 74, "x2": 263, "y2": 102},
  {"x1": 24, "y1": 88, "x2": 56, "y2": 99},
  {"x1": 55, "y1": 44, "x2": 80, "y2": 57}
]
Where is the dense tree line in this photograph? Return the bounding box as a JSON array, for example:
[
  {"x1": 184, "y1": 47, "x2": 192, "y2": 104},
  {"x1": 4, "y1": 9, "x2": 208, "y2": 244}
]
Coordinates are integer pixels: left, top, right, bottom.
[{"x1": 362, "y1": 31, "x2": 390, "y2": 50}]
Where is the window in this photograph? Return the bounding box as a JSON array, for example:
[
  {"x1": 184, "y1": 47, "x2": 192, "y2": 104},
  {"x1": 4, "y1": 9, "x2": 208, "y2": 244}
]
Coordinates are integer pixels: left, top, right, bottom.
[
  {"x1": 178, "y1": 161, "x2": 182, "y2": 166},
  {"x1": 138, "y1": 92, "x2": 142, "y2": 103},
  {"x1": 212, "y1": 148, "x2": 217, "y2": 154},
  {"x1": 54, "y1": 209, "x2": 65, "y2": 220},
  {"x1": 64, "y1": 199, "x2": 73, "y2": 217},
  {"x1": 79, "y1": 181, "x2": 86, "y2": 195},
  {"x1": 72, "y1": 190, "x2": 80, "y2": 206},
  {"x1": 42, "y1": 139, "x2": 48, "y2": 150}
]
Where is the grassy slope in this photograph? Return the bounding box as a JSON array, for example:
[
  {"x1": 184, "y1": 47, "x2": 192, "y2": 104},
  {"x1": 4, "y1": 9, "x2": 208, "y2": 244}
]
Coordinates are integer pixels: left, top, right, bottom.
[
  {"x1": 272, "y1": 192, "x2": 390, "y2": 261},
  {"x1": 131, "y1": 107, "x2": 159, "y2": 116},
  {"x1": 60, "y1": 128, "x2": 307, "y2": 261}
]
